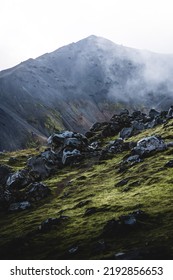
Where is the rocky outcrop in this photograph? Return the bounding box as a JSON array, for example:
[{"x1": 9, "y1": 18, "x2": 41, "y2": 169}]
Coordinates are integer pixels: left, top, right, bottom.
[{"x1": 132, "y1": 136, "x2": 166, "y2": 157}]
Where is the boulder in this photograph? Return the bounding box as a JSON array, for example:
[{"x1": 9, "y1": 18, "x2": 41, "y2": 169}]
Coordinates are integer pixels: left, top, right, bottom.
[
  {"x1": 149, "y1": 109, "x2": 160, "y2": 119},
  {"x1": 0, "y1": 165, "x2": 12, "y2": 186},
  {"x1": 27, "y1": 150, "x2": 60, "y2": 180},
  {"x1": 48, "y1": 131, "x2": 88, "y2": 150},
  {"x1": 6, "y1": 169, "x2": 31, "y2": 189},
  {"x1": 124, "y1": 154, "x2": 142, "y2": 164},
  {"x1": 62, "y1": 148, "x2": 82, "y2": 165},
  {"x1": 164, "y1": 159, "x2": 173, "y2": 168},
  {"x1": 166, "y1": 106, "x2": 173, "y2": 118},
  {"x1": 8, "y1": 201, "x2": 31, "y2": 212},
  {"x1": 103, "y1": 210, "x2": 147, "y2": 237},
  {"x1": 132, "y1": 136, "x2": 166, "y2": 156},
  {"x1": 102, "y1": 138, "x2": 129, "y2": 157},
  {"x1": 119, "y1": 127, "x2": 133, "y2": 139},
  {"x1": 25, "y1": 182, "x2": 51, "y2": 202},
  {"x1": 48, "y1": 131, "x2": 74, "y2": 147},
  {"x1": 0, "y1": 188, "x2": 13, "y2": 210}
]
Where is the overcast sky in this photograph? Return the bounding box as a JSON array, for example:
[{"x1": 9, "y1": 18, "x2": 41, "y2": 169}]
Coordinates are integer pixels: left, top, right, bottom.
[{"x1": 0, "y1": 0, "x2": 173, "y2": 70}]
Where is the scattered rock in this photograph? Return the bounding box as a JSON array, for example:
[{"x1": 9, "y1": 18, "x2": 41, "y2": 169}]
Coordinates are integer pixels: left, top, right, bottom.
[
  {"x1": 39, "y1": 216, "x2": 69, "y2": 231},
  {"x1": 123, "y1": 154, "x2": 142, "y2": 165},
  {"x1": 39, "y1": 218, "x2": 61, "y2": 231},
  {"x1": 25, "y1": 182, "x2": 51, "y2": 202},
  {"x1": 62, "y1": 148, "x2": 82, "y2": 165},
  {"x1": 0, "y1": 165, "x2": 12, "y2": 186},
  {"x1": 103, "y1": 210, "x2": 147, "y2": 237},
  {"x1": 119, "y1": 127, "x2": 133, "y2": 139},
  {"x1": 116, "y1": 179, "x2": 129, "y2": 187},
  {"x1": 0, "y1": 188, "x2": 13, "y2": 210},
  {"x1": 68, "y1": 246, "x2": 79, "y2": 254},
  {"x1": 149, "y1": 109, "x2": 160, "y2": 119},
  {"x1": 8, "y1": 201, "x2": 31, "y2": 212},
  {"x1": 84, "y1": 207, "x2": 97, "y2": 216},
  {"x1": 164, "y1": 159, "x2": 173, "y2": 168},
  {"x1": 74, "y1": 200, "x2": 91, "y2": 208},
  {"x1": 132, "y1": 136, "x2": 166, "y2": 156},
  {"x1": 6, "y1": 169, "x2": 31, "y2": 189}
]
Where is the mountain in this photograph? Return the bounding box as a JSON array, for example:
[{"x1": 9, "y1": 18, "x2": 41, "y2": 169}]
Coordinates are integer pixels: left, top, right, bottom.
[
  {"x1": 1, "y1": 35, "x2": 173, "y2": 151},
  {"x1": 1, "y1": 107, "x2": 173, "y2": 259}
]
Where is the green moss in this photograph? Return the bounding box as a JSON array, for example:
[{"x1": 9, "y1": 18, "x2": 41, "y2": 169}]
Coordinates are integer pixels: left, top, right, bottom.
[{"x1": 1, "y1": 120, "x2": 173, "y2": 259}]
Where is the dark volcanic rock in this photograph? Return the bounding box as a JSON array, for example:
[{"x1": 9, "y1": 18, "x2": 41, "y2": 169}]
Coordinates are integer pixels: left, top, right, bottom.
[
  {"x1": 164, "y1": 159, "x2": 173, "y2": 168},
  {"x1": 62, "y1": 148, "x2": 82, "y2": 165},
  {"x1": 25, "y1": 182, "x2": 51, "y2": 202},
  {"x1": 8, "y1": 201, "x2": 31, "y2": 212},
  {"x1": 6, "y1": 169, "x2": 31, "y2": 189},
  {"x1": 84, "y1": 207, "x2": 97, "y2": 216},
  {"x1": 116, "y1": 179, "x2": 129, "y2": 187},
  {"x1": 132, "y1": 136, "x2": 166, "y2": 157},
  {"x1": 39, "y1": 216, "x2": 69, "y2": 231},
  {"x1": 0, "y1": 188, "x2": 13, "y2": 210},
  {"x1": 0, "y1": 165, "x2": 12, "y2": 186}
]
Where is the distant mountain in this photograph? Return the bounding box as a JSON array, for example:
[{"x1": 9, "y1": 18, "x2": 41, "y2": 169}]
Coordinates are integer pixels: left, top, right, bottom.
[{"x1": 1, "y1": 35, "x2": 173, "y2": 151}]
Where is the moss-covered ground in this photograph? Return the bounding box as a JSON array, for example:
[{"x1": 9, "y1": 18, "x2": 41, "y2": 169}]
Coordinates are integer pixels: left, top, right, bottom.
[{"x1": 0, "y1": 120, "x2": 173, "y2": 259}]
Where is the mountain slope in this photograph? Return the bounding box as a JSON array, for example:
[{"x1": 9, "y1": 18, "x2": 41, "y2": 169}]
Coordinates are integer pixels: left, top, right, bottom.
[
  {"x1": 1, "y1": 35, "x2": 173, "y2": 151},
  {"x1": 1, "y1": 108, "x2": 173, "y2": 259}
]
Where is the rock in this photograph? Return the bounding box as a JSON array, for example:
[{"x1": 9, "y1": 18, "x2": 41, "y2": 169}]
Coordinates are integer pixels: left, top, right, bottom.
[
  {"x1": 103, "y1": 210, "x2": 147, "y2": 237},
  {"x1": 119, "y1": 215, "x2": 137, "y2": 225},
  {"x1": 116, "y1": 179, "x2": 129, "y2": 187},
  {"x1": 48, "y1": 131, "x2": 74, "y2": 147},
  {"x1": 6, "y1": 169, "x2": 31, "y2": 189},
  {"x1": 119, "y1": 122, "x2": 145, "y2": 139},
  {"x1": 124, "y1": 155, "x2": 142, "y2": 164},
  {"x1": 101, "y1": 123, "x2": 121, "y2": 137},
  {"x1": 164, "y1": 160, "x2": 173, "y2": 168},
  {"x1": 115, "y1": 249, "x2": 142, "y2": 260},
  {"x1": 39, "y1": 217, "x2": 61, "y2": 231},
  {"x1": 39, "y1": 216, "x2": 69, "y2": 231},
  {"x1": 149, "y1": 109, "x2": 160, "y2": 119},
  {"x1": 132, "y1": 120, "x2": 145, "y2": 132},
  {"x1": 166, "y1": 142, "x2": 173, "y2": 147},
  {"x1": 84, "y1": 207, "x2": 97, "y2": 216},
  {"x1": 48, "y1": 131, "x2": 88, "y2": 150},
  {"x1": 0, "y1": 188, "x2": 13, "y2": 210},
  {"x1": 28, "y1": 150, "x2": 60, "y2": 179},
  {"x1": 88, "y1": 141, "x2": 99, "y2": 150},
  {"x1": 62, "y1": 148, "x2": 82, "y2": 165},
  {"x1": 0, "y1": 165, "x2": 12, "y2": 186},
  {"x1": 119, "y1": 127, "x2": 133, "y2": 139},
  {"x1": 8, "y1": 201, "x2": 31, "y2": 212},
  {"x1": 132, "y1": 136, "x2": 166, "y2": 156},
  {"x1": 167, "y1": 106, "x2": 173, "y2": 118},
  {"x1": 68, "y1": 246, "x2": 79, "y2": 254},
  {"x1": 25, "y1": 182, "x2": 51, "y2": 202},
  {"x1": 131, "y1": 111, "x2": 146, "y2": 121},
  {"x1": 75, "y1": 200, "x2": 91, "y2": 208},
  {"x1": 119, "y1": 109, "x2": 129, "y2": 116},
  {"x1": 101, "y1": 138, "x2": 129, "y2": 159}
]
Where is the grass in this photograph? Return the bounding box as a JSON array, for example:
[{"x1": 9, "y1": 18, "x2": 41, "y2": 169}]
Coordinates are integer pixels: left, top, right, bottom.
[{"x1": 0, "y1": 120, "x2": 173, "y2": 259}]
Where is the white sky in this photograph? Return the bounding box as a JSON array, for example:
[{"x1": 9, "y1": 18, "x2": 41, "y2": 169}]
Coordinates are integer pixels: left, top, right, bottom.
[{"x1": 0, "y1": 0, "x2": 173, "y2": 70}]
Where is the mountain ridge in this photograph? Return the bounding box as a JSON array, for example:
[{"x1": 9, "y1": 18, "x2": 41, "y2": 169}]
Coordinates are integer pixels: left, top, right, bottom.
[{"x1": 1, "y1": 35, "x2": 173, "y2": 151}]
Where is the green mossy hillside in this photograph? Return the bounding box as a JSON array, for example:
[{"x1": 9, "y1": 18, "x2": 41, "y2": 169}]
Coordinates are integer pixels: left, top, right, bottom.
[{"x1": 1, "y1": 120, "x2": 173, "y2": 259}]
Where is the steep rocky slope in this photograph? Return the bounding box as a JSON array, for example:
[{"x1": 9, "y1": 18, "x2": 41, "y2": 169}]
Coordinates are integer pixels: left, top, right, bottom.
[
  {"x1": 1, "y1": 107, "x2": 173, "y2": 259},
  {"x1": 1, "y1": 35, "x2": 173, "y2": 151}
]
